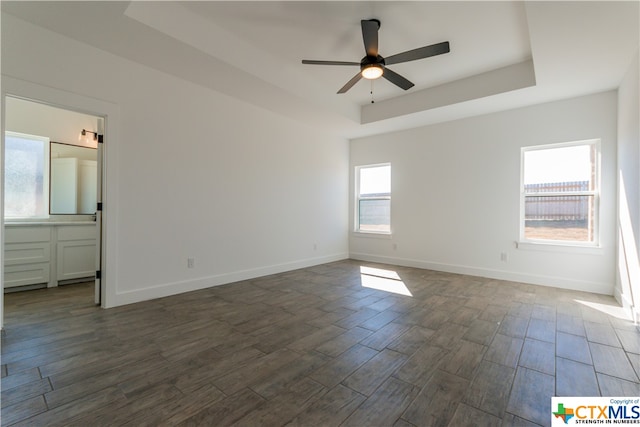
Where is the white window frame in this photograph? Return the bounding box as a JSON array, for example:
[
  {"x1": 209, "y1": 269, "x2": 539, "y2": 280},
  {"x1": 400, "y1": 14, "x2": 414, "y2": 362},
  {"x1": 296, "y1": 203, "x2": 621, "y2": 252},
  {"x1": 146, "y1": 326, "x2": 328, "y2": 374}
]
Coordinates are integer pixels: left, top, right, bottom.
[
  {"x1": 355, "y1": 163, "x2": 391, "y2": 235},
  {"x1": 4, "y1": 131, "x2": 50, "y2": 220},
  {"x1": 519, "y1": 139, "x2": 600, "y2": 248}
]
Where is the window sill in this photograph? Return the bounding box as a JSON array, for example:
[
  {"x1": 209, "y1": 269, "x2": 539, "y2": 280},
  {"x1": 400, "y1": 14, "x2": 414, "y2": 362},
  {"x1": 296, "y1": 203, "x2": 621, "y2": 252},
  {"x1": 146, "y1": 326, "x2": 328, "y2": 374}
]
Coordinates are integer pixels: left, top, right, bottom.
[
  {"x1": 516, "y1": 241, "x2": 603, "y2": 255},
  {"x1": 352, "y1": 231, "x2": 392, "y2": 239}
]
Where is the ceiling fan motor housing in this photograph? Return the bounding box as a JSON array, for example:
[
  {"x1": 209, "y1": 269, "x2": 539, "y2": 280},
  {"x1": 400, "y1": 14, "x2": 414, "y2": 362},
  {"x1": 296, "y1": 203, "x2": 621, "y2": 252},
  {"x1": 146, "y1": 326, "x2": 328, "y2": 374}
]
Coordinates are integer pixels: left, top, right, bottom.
[{"x1": 361, "y1": 55, "x2": 385, "y2": 68}]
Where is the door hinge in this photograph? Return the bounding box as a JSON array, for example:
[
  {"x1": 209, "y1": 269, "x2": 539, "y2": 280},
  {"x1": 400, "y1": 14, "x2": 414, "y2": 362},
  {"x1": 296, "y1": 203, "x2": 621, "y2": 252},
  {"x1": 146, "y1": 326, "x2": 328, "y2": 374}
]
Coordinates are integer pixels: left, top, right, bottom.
[
  {"x1": 98, "y1": 134, "x2": 104, "y2": 143},
  {"x1": 97, "y1": 202, "x2": 103, "y2": 212},
  {"x1": 96, "y1": 270, "x2": 102, "y2": 280}
]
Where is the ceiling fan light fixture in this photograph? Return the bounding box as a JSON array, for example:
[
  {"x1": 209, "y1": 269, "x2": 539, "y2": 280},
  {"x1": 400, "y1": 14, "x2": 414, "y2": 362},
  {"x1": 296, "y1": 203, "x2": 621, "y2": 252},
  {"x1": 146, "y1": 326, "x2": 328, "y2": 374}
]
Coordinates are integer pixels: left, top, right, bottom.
[{"x1": 361, "y1": 64, "x2": 383, "y2": 80}]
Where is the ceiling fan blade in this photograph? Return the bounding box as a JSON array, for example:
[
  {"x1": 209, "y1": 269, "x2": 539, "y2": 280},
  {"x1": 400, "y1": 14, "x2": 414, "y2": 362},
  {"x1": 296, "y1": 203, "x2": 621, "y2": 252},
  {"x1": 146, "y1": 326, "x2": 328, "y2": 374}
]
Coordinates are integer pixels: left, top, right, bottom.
[
  {"x1": 382, "y1": 68, "x2": 414, "y2": 90},
  {"x1": 302, "y1": 60, "x2": 360, "y2": 66},
  {"x1": 337, "y1": 72, "x2": 363, "y2": 94},
  {"x1": 361, "y1": 19, "x2": 379, "y2": 57},
  {"x1": 384, "y1": 41, "x2": 450, "y2": 65}
]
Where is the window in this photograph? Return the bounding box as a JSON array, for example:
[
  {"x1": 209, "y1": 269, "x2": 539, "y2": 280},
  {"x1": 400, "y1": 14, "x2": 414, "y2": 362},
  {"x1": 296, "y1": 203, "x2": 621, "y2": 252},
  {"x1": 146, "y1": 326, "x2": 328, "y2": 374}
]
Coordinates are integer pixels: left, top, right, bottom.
[
  {"x1": 521, "y1": 140, "x2": 599, "y2": 245},
  {"x1": 356, "y1": 163, "x2": 391, "y2": 233},
  {"x1": 4, "y1": 132, "x2": 50, "y2": 218}
]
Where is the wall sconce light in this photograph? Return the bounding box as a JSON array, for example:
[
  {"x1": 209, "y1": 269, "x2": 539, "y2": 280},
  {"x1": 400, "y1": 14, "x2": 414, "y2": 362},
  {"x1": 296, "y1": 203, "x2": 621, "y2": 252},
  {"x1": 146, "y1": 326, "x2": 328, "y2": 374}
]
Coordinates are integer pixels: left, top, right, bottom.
[{"x1": 80, "y1": 129, "x2": 98, "y2": 141}]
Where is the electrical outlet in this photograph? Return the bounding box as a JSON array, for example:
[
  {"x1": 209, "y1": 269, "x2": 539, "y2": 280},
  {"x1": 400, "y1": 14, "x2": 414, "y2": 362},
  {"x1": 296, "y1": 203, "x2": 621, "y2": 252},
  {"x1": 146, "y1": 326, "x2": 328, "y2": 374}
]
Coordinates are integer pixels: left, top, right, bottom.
[
  {"x1": 187, "y1": 257, "x2": 195, "y2": 269},
  {"x1": 313, "y1": 243, "x2": 317, "y2": 251},
  {"x1": 500, "y1": 252, "x2": 508, "y2": 262},
  {"x1": 393, "y1": 243, "x2": 398, "y2": 250}
]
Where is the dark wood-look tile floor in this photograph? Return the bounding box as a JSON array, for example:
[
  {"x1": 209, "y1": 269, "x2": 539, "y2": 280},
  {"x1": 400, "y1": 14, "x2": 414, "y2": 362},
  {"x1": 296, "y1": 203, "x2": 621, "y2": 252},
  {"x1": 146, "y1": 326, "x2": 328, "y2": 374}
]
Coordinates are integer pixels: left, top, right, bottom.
[{"x1": 1, "y1": 260, "x2": 639, "y2": 426}]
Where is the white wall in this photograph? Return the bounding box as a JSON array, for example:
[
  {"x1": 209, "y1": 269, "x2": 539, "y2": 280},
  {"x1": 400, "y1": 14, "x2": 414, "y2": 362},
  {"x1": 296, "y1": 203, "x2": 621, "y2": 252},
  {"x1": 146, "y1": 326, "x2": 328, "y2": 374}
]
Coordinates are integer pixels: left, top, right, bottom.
[
  {"x1": 1, "y1": 13, "x2": 349, "y2": 309},
  {"x1": 5, "y1": 97, "x2": 100, "y2": 149},
  {"x1": 350, "y1": 91, "x2": 618, "y2": 295},
  {"x1": 616, "y1": 51, "x2": 640, "y2": 318}
]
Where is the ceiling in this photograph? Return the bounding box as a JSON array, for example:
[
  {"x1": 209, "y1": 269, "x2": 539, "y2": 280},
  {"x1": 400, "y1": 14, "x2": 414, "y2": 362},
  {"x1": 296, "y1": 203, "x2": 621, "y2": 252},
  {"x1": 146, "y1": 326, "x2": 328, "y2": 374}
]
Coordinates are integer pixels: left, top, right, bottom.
[{"x1": 2, "y1": 1, "x2": 638, "y2": 139}]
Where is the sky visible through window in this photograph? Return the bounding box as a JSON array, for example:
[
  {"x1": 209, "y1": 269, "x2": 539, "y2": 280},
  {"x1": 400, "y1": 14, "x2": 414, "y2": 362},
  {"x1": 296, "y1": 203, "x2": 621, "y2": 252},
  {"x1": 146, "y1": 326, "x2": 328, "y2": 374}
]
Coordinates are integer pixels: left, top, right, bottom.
[
  {"x1": 359, "y1": 165, "x2": 390, "y2": 195},
  {"x1": 524, "y1": 145, "x2": 591, "y2": 185}
]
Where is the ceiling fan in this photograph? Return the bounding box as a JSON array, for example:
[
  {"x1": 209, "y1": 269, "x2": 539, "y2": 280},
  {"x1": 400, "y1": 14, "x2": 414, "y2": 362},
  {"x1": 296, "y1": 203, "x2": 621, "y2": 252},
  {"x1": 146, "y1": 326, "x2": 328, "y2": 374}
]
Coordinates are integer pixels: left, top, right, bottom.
[{"x1": 302, "y1": 19, "x2": 450, "y2": 94}]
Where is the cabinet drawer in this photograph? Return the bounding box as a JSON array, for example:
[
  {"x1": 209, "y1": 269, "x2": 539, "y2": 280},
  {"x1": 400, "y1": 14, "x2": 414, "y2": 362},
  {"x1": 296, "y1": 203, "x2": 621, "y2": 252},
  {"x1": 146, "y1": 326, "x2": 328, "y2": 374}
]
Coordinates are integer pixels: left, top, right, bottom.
[
  {"x1": 4, "y1": 262, "x2": 50, "y2": 288},
  {"x1": 57, "y1": 225, "x2": 96, "y2": 241},
  {"x1": 4, "y1": 226, "x2": 51, "y2": 244},
  {"x1": 5, "y1": 242, "x2": 50, "y2": 266}
]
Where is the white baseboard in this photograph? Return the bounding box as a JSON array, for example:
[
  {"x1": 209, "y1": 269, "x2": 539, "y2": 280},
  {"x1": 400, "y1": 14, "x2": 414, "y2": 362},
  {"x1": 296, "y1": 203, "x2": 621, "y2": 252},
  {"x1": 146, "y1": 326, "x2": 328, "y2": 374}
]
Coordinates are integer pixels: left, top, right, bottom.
[
  {"x1": 111, "y1": 251, "x2": 615, "y2": 307},
  {"x1": 349, "y1": 252, "x2": 614, "y2": 296},
  {"x1": 113, "y1": 252, "x2": 349, "y2": 307}
]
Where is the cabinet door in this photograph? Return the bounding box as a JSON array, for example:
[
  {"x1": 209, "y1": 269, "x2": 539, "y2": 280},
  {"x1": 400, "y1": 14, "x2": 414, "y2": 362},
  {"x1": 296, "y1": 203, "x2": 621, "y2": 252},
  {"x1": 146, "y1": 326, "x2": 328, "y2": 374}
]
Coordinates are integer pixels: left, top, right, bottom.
[
  {"x1": 56, "y1": 225, "x2": 96, "y2": 282},
  {"x1": 57, "y1": 241, "x2": 96, "y2": 281}
]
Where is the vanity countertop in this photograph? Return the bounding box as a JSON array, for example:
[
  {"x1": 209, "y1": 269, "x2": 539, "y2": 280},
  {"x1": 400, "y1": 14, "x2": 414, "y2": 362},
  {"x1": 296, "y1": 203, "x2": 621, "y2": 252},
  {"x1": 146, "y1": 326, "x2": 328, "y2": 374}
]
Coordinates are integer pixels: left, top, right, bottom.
[{"x1": 5, "y1": 221, "x2": 96, "y2": 227}]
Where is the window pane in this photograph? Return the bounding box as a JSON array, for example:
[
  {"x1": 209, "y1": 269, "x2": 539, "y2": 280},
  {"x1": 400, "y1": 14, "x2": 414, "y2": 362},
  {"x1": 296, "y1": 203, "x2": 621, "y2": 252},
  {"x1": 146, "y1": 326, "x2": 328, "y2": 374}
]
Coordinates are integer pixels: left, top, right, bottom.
[
  {"x1": 522, "y1": 141, "x2": 598, "y2": 244},
  {"x1": 524, "y1": 144, "x2": 595, "y2": 190},
  {"x1": 359, "y1": 165, "x2": 390, "y2": 196},
  {"x1": 359, "y1": 199, "x2": 390, "y2": 233},
  {"x1": 524, "y1": 195, "x2": 594, "y2": 241},
  {"x1": 4, "y1": 134, "x2": 47, "y2": 217},
  {"x1": 524, "y1": 181, "x2": 590, "y2": 194}
]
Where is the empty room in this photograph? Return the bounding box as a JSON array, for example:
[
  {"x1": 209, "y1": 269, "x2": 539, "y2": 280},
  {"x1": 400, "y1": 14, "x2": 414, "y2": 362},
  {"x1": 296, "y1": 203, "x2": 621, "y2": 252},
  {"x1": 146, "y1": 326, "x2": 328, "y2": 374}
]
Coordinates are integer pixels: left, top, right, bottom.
[{"x1": 1, "y1": 1, "x2": 639, "y2": 426}]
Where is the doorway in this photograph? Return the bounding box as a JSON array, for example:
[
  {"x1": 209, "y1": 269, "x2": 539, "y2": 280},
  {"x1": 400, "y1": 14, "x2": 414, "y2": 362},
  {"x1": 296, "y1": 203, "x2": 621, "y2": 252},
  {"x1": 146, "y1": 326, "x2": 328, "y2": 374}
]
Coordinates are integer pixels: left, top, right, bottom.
[
  {"x1": 1, "y1": 76, "x2": 116, "y2": 328},
  {"x1": 3, "y1": 98, "x2": 102, "y2": 311}
]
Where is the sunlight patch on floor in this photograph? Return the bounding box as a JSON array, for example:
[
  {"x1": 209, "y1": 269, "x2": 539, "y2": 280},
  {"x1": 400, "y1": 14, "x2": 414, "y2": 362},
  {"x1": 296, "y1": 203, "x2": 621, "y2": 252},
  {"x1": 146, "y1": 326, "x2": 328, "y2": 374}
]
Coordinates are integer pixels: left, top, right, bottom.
[
  {"x1": 360, "y1": 266, "x2": 412, "y2": 296},
  {"x1": 574, "y1": 299, "x2": 632, "y2": 321}
]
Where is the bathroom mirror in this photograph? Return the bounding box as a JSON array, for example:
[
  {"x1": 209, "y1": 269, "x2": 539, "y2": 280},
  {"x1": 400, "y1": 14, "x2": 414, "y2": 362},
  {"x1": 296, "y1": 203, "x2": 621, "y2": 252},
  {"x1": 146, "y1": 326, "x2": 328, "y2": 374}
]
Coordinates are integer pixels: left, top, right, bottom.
[{"x1": 50, "y1": 142, "x2": 97, "y2": 214}]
